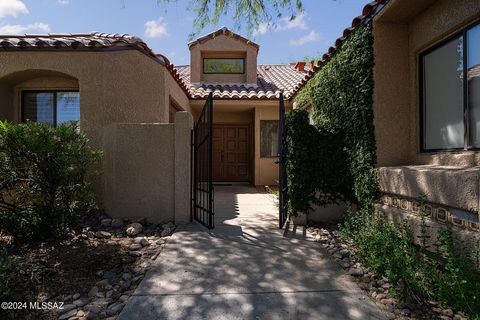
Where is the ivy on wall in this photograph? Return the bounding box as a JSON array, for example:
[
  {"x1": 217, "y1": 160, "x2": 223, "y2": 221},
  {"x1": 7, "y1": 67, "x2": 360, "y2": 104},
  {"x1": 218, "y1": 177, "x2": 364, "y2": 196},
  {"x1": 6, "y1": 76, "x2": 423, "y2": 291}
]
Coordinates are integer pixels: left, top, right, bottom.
[
  {"x1": 286, "y1": 109, "x2": 351, "y2": 214},
  {"x1": 291, "y1": 22, "x2": 379, "y2": 212}
]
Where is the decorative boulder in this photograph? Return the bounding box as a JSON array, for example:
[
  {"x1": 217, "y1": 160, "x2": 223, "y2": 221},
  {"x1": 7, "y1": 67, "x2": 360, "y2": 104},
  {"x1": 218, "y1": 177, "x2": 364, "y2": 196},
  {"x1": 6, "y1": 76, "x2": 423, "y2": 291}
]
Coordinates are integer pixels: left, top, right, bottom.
[{"x1": 126, "y1": 223, "x2": 143, "y2": 236}]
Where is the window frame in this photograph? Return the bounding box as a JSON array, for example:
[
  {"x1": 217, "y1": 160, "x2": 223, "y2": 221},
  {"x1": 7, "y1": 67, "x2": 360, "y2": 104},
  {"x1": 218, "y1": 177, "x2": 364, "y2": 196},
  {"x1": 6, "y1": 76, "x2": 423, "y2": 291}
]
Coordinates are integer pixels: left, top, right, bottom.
[
  {"x1": 259, "y1": 120, "x2": 279, "y2": 158},
  {"x1": 202, "y1": 57, "x2": 246, "y2": 75},
  {"x1": 21, "y1": 90, "x2": 80, "y2": 127},
  {"x1": 419, "y1": 19, "x2": 480, "y2": 152}
]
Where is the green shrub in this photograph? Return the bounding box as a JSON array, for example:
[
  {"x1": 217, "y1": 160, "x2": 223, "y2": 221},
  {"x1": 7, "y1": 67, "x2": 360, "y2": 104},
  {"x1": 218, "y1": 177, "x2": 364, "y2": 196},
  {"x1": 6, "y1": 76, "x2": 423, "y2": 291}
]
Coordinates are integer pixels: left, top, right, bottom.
[
  {"x1": 0, "y1": 121, "x2": 101, "y2": 240},
  {"x1": 294, "y1": 22, "x2": 379, "y2": 209},
  {"x1": 340, "y1": 208, "x2": 480, "y2": 316}
]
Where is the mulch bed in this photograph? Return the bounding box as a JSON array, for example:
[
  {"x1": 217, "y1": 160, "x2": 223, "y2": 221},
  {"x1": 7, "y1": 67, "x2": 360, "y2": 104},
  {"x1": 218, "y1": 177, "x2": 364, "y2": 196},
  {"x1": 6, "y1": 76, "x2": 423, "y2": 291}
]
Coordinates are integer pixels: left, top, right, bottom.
[{"x1": 0, "y1": 212, "x2": 173, "y2": 320}]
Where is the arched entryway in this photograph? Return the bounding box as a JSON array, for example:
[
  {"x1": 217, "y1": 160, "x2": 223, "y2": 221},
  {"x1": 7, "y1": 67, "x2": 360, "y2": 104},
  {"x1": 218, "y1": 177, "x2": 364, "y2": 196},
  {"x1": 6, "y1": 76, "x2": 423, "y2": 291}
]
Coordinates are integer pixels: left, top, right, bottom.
[{"x1": 0, "y1": 69, "x2": 79, "y2": 126}]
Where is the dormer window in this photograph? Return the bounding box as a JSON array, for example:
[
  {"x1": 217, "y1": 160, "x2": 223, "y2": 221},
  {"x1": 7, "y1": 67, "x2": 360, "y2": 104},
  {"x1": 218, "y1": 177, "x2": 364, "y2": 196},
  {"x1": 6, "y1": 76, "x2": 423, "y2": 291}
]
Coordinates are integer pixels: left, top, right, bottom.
[
  {"x1": 203, "y1": 58, "x2": 245, "y2": 74},
  {"x1": 189, "y1": 27, "x2": 258, "y2": 84}
]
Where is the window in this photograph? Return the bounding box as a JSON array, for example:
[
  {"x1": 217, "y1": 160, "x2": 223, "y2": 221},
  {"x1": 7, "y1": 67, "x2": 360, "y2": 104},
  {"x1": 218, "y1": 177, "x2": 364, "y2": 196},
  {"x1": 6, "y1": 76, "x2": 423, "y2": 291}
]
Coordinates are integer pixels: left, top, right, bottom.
[
  {"x1": 260, "y1": 120, "x2": 278, "y2": 157},
  {"x1": 421, "y1": 22, "x2": 480, "y2": 151},
  {"x1": 22, "y1": 91, "x2": 80, "y2": 127},
  {"x1": 203, "y1": 58, "x2": 245, "y2": 74}
]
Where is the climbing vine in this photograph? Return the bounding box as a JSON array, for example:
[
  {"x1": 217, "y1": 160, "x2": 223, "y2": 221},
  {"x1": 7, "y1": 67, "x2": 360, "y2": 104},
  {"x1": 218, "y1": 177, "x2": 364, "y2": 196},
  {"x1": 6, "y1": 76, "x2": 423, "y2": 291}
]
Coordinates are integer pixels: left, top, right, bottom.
[
  {"x1": 285, "y1": 109, "x2": 351, "y2": 214},
  {"x1": 291, "y1": 22, "x2": 379, "y2": 211}
]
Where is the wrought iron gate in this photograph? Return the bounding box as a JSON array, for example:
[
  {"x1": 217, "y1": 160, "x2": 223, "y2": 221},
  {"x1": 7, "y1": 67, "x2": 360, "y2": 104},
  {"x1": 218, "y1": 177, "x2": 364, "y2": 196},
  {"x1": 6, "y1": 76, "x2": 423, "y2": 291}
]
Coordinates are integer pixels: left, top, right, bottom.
[
  {"x1": 191, "y1": 92, "x2": 215, "y2": 229},
  {"x1": 278, "y1": 93, "x2": 288, "y2": 229}
]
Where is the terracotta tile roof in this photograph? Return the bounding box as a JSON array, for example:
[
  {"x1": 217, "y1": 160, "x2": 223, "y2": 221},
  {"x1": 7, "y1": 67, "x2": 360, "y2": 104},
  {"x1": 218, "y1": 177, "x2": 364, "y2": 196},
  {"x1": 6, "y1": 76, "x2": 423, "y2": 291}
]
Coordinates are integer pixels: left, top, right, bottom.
[
  {"x1": 0, "y1": 32, "x2": 191, "y2": 96},
  {"x1": 188, "y1": 26, "x2": 259, "y2": 51},
  {"x1": 0, "y1": 0, "x2": 388, "y2": 102},
  {"x1": 289, "y1": 0, "x2": 387, "y2": 99},
  {"x1": 0, "y1": 32, "x2": 153, "y2": 53},
  {"x1": 176, "y1": 64, "x2": 311, "y2": 100}
]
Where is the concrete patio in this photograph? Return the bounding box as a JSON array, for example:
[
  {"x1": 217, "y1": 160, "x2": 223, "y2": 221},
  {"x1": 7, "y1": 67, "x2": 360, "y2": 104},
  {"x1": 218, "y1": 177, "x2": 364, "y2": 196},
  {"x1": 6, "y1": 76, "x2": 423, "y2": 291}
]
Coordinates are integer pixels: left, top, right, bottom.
[{"x1": 118, "y1": 185, "x2": 386, "y2": 319}]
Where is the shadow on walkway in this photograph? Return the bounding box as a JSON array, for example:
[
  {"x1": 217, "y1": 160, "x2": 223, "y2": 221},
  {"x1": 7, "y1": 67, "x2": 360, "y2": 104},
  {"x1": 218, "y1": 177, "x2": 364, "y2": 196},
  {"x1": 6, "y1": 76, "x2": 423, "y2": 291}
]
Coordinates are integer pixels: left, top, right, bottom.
[{"x1": 119, "y1": 185, "x2": 386, "y2": 320}]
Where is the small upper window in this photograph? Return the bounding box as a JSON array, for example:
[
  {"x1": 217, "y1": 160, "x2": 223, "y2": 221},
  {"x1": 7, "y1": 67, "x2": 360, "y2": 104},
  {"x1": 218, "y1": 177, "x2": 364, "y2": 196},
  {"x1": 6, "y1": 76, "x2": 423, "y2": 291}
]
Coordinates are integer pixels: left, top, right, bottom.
[
  {"x1": 203, "y1": 58, "x2": 245, "y2": 74},
  {"x1": 22, "y1": 91, "x2": 80, "y2": 127}
]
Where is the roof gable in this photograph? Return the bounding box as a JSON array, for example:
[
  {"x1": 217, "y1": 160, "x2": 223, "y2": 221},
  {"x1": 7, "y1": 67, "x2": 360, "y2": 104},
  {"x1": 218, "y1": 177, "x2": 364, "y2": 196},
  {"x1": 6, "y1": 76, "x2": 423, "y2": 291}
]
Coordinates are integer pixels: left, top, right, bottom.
[{"x1": 188, "y1": 27, "x2": 259, "y2": 51}]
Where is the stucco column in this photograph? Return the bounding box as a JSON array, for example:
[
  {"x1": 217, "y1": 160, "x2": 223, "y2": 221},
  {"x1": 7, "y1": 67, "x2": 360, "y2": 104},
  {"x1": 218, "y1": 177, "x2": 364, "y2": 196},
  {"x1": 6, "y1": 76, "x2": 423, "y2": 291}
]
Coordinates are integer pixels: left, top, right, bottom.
[{"x1": 174, "y1": 112, "x2": 193, "y2": 224}]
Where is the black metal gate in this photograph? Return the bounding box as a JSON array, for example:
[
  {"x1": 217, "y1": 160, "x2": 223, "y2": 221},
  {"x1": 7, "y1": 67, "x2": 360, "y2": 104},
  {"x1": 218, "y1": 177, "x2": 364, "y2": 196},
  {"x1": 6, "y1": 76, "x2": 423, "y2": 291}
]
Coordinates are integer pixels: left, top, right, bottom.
[
  {"x1": 191, "y1": 92, "x2": 215, "y2": 229},
  {"x1": 278, "y1": 93, "x2": 288, "y2": 229}
]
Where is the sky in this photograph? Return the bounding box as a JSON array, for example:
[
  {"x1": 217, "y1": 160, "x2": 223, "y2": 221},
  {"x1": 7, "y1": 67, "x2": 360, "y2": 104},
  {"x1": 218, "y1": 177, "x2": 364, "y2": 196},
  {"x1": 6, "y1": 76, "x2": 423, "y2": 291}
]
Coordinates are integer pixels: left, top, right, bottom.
[{"x1": 0, "y1": 0, "x2": 371, "y2": 65}]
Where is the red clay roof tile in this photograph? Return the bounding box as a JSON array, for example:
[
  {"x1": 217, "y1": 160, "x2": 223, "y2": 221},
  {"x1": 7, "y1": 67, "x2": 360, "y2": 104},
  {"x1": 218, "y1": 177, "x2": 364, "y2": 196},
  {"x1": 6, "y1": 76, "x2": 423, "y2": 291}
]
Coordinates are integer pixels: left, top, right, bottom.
[{"x1": 176, "y1": 64, "x2": 310, "y2": 100}]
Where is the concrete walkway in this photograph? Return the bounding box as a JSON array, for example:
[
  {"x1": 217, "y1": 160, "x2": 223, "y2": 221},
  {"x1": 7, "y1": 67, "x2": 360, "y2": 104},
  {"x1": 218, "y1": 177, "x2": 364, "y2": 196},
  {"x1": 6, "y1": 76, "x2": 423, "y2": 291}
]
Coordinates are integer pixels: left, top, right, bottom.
[{"x1": 119, "y1": 185, "x2": 386, "y2": 320}]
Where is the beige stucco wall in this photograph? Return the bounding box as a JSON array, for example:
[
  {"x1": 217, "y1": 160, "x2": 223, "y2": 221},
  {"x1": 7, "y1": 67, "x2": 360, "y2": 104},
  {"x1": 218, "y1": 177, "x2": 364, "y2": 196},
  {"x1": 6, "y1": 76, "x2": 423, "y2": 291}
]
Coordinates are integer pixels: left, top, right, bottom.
[
  {"x1": 166, "y1": 70, "x2": 191, "y2": 113},
  {"x1": 373, "y1": 0, "x2": 480, "y2": 167},
  {"x1": 373, "y1": 22, "x2": 410, "y2": 167},
  {"x1": 0, "y1": 49, "x2": 190, "y2": 207},
  {"x1": 373, "y1": 0, "x2": 480, "y2": 217},
  {"x1": 174, "y1": 112, "x2": 193, "y2": 224},
  {"x1": 189, "y1": 34, "x2": 257, "y2": 84},
  {"x1": 254, "y1": 105, "x2": 279, "y2": 186},
  {"x1": 379, "y1": 165, "x2": 480, "y2": 212},
  {"x1": 0, "y1": 50, "x2": 171, "y2": 147},
  {"x1": 103, "y1": 112, "x2": 192, "y2": 224}
]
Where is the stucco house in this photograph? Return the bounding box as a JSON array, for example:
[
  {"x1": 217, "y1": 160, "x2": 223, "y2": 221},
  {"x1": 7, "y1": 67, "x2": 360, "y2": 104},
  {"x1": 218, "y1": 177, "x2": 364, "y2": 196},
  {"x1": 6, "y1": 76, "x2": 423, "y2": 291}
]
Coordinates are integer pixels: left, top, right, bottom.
[
  {"x1": 291, "y1": 0, "x2": 480, "y2": 243},
  {"x1": 0, "y1": 0, "x2": 479, "y2": 240},
  {"x1": 0, "y1": 27, "x2": 308, "y2": 224}
]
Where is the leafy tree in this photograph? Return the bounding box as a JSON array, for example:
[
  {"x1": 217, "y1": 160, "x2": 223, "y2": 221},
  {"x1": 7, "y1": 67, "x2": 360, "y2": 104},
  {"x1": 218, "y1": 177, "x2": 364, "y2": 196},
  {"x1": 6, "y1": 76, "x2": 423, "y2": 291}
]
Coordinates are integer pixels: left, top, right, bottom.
[{"x1": 157, "y1": 0, "x2": 304, "y2": 39}]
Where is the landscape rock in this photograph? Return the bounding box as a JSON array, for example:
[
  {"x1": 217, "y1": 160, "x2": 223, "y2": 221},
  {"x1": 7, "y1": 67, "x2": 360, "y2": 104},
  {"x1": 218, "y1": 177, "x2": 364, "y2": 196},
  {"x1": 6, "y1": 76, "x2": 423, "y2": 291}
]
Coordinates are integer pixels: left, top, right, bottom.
[
  {"x1": 103, "y1": 271, "x2": 117, "y2": 281},
  {"x1": 129, "y1": 243, "x2": 142, "y2": 251},
  {"x1": 349, "y1": 268, "x2": 364, "y2": 277},
  {"x1": 73, "y1": 298, "x2": 89, "y2": 307},
  {"x1": 126, "y1": 223, "x2": 143, "y2": 236},
  {"x1": 380, "y1": 298, "x2": 396, "y2": 305},
  {"x1": 72, "y1": 293, "x2": 81, "y2": 300},
  {"x1": 338, "y1": 259, "x2": 351, "y2": 269},
  {"x1": 106, "y1": 302, "x2": 125, "y2": 316},
  {"x1": 95, "y1": 231, "x2": 112, "y2": 239},
  {"x1": 111, "y1": 218, "x2": 124, "y2": 228},
  {"x1": 161, "y1": 228, "x2": 172, "y2": 237},
  {"x1": 129, "y1": 250, "x2": 142, "y2": 257},
  {"x1": 60, "y1": 304, "x2": 77, "y2": 314},
  {"x1": 357, "y1": 282, "x2": 370, "y2": 290},
  {"x1": 59, "y1": 308, "x2": 77, "y2": 320},
  {"x1": 399, "y1": 308, "x2": 411, "y2": 316},
  {"x1": 87, "y1": 286, "x2": 99, "y2": 298},
  {"x1": 96, "y1": 279, "x2": 110, "y2": 288},
  {"x1": 442, "y1": 309, "x2": 454, "y2": 317},
  {"x1": 101, "y1": 218, "x2": 112, "y2": 227}
]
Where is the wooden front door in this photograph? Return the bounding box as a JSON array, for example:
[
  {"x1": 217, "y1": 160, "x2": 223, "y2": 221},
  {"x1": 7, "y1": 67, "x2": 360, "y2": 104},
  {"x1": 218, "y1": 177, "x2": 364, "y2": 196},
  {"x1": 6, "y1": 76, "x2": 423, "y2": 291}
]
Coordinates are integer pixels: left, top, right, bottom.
[{"x1": 212, "y1": 124, "x2": 250, "y2": 182}]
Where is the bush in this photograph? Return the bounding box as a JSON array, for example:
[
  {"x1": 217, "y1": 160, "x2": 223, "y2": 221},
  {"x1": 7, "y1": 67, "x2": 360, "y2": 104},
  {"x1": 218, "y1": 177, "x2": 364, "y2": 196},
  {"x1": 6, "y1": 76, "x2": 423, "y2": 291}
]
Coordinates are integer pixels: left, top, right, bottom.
[
  {"x1": 340, "y1": 207, "x2": 480, "y2": 316},
  {"x1": 0, "y1": 121, "x2": 101, "y2": 240}
]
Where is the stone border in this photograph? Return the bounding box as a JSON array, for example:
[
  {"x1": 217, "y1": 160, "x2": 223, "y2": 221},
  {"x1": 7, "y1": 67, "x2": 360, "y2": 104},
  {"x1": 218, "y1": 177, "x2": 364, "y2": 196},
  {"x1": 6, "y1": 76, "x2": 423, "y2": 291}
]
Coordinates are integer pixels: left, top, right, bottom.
[
  {"x1": 308, "y1": 226, "x2": 469, "y2": 320},
  {"x1": 381, "y1": 193, "x2": 479, "y2": 233}
]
